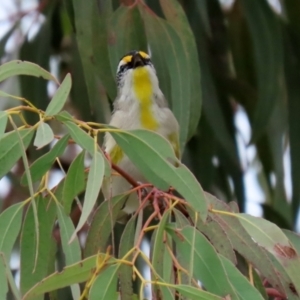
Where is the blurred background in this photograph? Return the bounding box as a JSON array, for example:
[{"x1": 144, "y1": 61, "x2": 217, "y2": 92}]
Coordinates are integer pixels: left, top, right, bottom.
[{"x1": 0, "y1": 0, "x2": 298, "y2": 241}]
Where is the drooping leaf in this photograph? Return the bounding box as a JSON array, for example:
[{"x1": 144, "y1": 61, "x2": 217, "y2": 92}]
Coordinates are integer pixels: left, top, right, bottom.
[
  {"x1": 0, "y1": 128, "x2": 34, "y2": 179},
  {"x1": 56, "y1": 204, "x2": 81, "y2": 299},
  {"x1": 0, "y1": 202, "x2": 23, "y2": 261},
  {"x1": 91, "y1": 1, "x2": 115, "y2": 100},
  {"x1": 118, "y1": 215, "x2": 136, "y2": 300},
  {"x1": 0, "y1": 253, "x2": 8, "y2": 300},
  {"x1": 23, "y1": 255, "x2": 113, "y2": 299},
  {"x1": 72, "y1": 0, "x2": 105, "y2": 122},
  {"x1": 34, "y1": 122, "x2": 54, "y2": 149},
  {"x1": 140, "y1": 5, "x2": 193, "y2": 149},
  {"x1": 20, "y1": 198, "x2": 57, "y2": 297},
  {"x1": 238, "y1": 214, "x2": 300, "y2": 294},
  {"x1": 21, "y1": 134, "x2": 69, "y2": 185},
  {"x1": 89, "y1": 264, "x2": 120, "y2": 300},
  {"x1": 0, "y1": 60, "x2": 58, "y2": 84},
  {"x1": 284, "y1": 230, "x2": 300, "y2": 254},
  {"x1": 167, "y1": 225, "x2": 239, "y2": 298},
  {"x1": 159, "y1": 0, "x2": 202, "y2": 140},
  {"x1": 45, "y1": 73, "x2": 72, "y2": 117},
  {"x1": 108, "y1": 5, "x2": 147, "y2": 74},
  {"x1": 206, "y1": 193, "x2": 286, "y2": 295},
  {"x1": 151, "y1": 211, "x2": 174, "y2": 299},
  {"x1": 0, "y1": 252, "x2": 21, "y2": 300},
  {"x1": 175, "y1": 284, "x2": 223, "y2": 300},
  {"x1": 62, "y1": 150, "x2": 86, "y2": 214},
  {"x1": 110, "y1": 129, "x2": 208, "y2": 220},
  {"x1": 84, "y1": 194, "x2": 127, "y2": 257},
  {"x1": 0, "y1": 111, "x2": 8, "y2": 139},
  {"x1": 71, "y1": 149, "x2": 104, "y2": 239},
  {"x1": 239, "y1": 0, "x2": 283, "y2": 140},
  {"x1": 220, "y1": 255, "x2": 264, "y2": 300}
]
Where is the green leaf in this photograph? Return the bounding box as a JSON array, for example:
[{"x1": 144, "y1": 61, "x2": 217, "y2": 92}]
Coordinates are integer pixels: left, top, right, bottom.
[
  {"x1": 72, "y1": 149, "x2": 104, "y2": 239},
  {"x1": 56, "y1": 204, "x2": 81, "y2": 299},
  {"x1": 110, "y1": 129, "x2": 208, "y2": 220},
  {"x1": 91, "y1": 1, "x2": 115, "y2": 100},
  {"x1": 62, "y1": 120, "x2": 94, "y2": 155},
  {"x1": 72, "y1": 0, "x2": 105, "y2": 122},
  {"x1": 20, "y1": 198, "x2": 57, "y2": 297},
  {"x1": 0, "y1": 111, "x2": 7, "y2": 139},
  {"x1": 238, "y1": 214, "x2": 297, "y2": 258},
  {"x1": 240, "y1": 0, "x2": 283, "y2": 140},
  {"x1": 0, "y1": 253, "x2": 21, "y2": 300},
  {"x1": 84, "y1": 194, "x2": 127, "y2": 257},
  {"x1": 89, "y1": 264, "x2": 120, "y2": 300},
  {"x1": 197, "y1": 216, "x2": 236, "y2": 264},
  {"x1": 0, "y1": 253, "x2": 8, "y2": 300},
  {"x1": 206, "y1": 192, "x2": 286, "y2": 295},
  {"x1": 0, "y1": 60, "x2": 58, "y2": 84},
  {"x1": 118, "y1": 215, "x2": 136, "y2": 300},
  {"x1": 167, "y1": 225, "x2": 238, "y2": 298},
  {"x1": 23, "y1": 255, "x2": 111, "y2": 299},
  {"x1": 0, "y1": 128, "x2": 34, "y2": 179},
  {"x1": 238, "y1": 214, "x2": 300, "y2": 294},
  {"x1": 0, "y1": 202, "x2": 23, "y2": 261},
  {"x1": 33, "y1": 122, "x2": 54, "y2": 149},
  {"x1": 140, "y1": 6, "x2": 194, "y2": 149},
  {"x1": 21, "y1": 134, "x2": 69, "y2": 185},
  {"x1": 220, "y1": 255, "x2": 264, "y2": 300},
  {"x1": 45, "y1": 73, "x2": 72, "y2": 116},
  {"x1": 159, "y1": 0, "x2": 202, "y2": 140},
  {"x1": 151, "y1": 211, "x2": 174, "y2": 299},
  {"x1": 175, "y1": 285, "x2": 223, "y2": 300},
  {"x1": 108, "y1": 5, "x2": 147, "y2": 74},
  {"x1": 62, "y1": 150, "x2": 86, "y2": 214}
]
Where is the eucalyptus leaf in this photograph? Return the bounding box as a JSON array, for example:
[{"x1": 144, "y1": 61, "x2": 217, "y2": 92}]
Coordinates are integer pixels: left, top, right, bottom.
[{"x1": 34, "y1": 122, "x2": 54, "y2": 149}]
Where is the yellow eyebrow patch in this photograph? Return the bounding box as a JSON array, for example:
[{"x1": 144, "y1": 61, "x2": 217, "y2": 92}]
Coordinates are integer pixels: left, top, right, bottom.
[
  {"x1": 133, "y1": 67, "x2": 158, "y2": 130},
  {"x1": 122, "y1": 55, "x2": 132, "y2": 63},
  {"x1": 139, "y1": 51, "x2": 149, "y2": 59}
]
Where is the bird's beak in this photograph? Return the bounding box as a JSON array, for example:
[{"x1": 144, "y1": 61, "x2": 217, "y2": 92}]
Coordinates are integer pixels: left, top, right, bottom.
[{"x1": 131, "y1": 52, "x2": 145, "y2": 68}]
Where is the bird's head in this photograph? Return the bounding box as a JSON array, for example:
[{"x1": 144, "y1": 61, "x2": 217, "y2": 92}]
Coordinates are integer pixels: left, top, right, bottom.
[{"x1": 116, "y1": 50, "x2": 156, "y2": 89}]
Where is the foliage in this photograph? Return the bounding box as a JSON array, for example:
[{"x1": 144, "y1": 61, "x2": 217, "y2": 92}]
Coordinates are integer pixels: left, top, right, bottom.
[{"x1": 0, "y1": 0, "x2": 300, "y2": 299}]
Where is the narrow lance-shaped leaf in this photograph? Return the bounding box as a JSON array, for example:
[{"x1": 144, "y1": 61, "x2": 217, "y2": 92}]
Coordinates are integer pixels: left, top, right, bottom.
[
  {"x1": 34, "y1": 122, "x2": 54, "y2": 149},
  {"x1": 20, "y1": 198, "x2": 57, "y2": 297},
  {"x1": 21, "y1": 134, "x2": 69, "y2": 185},
  {"x1": 240, "y1": 0, "x2": 283, "y2": 140},
  {"x1": 175, "y1": 285, "x2": 223, "y2": 300},
  {"x1": 0, "y1": 111, "x2": 7, "y2": 139},
  {"x1": 159, "y1": 0, "x2": 202, "y2": 140},
  {"x1": 0, "y1": 60, "x2": 58, "y2": 84},
  {"x1": 45, "y1": 73, "x2": 72, "y2": 116},
  {"x1": 167, "y1": 225, "x2": 239, "y2": 299},
  {"x1": 56, "y1": 204, "x2": 81, "y2": 299},
  {"x1": 110, "y1": 129, "x2": 208, "y2": 220},
  {"x1": 62, "y1": 150, "x2": 86, "y2": 214},
  {"x1": 0, "y1": 254, "x2": 8, "y2": 300},
  {"x1": 89, "y1": 264, "x2": 120, "y2": 300},
  {"x1": 0, "y1": 128, "x2": 34, "y2": 179},
  {"x1": 23, "y1": 255, "x2": 113, "y2": 299},
  {"x1": 0, "y1": 202, "x2": 23, "y2": 260},
  {"x1": 84, "y1": 194, "x2": 127, "y2": 258},
  {"x1": 219, "y1": 255, "x2": 265, "y2": 300},
  {"x1": 71, "y1": 149, "x2": 105, "y2": 240}
]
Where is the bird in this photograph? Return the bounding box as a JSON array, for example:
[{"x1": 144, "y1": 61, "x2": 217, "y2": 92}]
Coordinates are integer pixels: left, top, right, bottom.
[{"x1": 102, "y1": 50, "x2": 180, "y2": 221}]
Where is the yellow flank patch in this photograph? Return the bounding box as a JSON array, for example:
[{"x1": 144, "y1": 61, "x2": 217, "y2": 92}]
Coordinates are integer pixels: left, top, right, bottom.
[
  {"x1": 109, "y1": 145, "x2": 123, "y2": 165},
  {"x1": 133, "y1": 67, "x2": 158, "y2": 130},
  {"x1": 168, "y1": 132, "x2": 180, "y2": 159}
]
